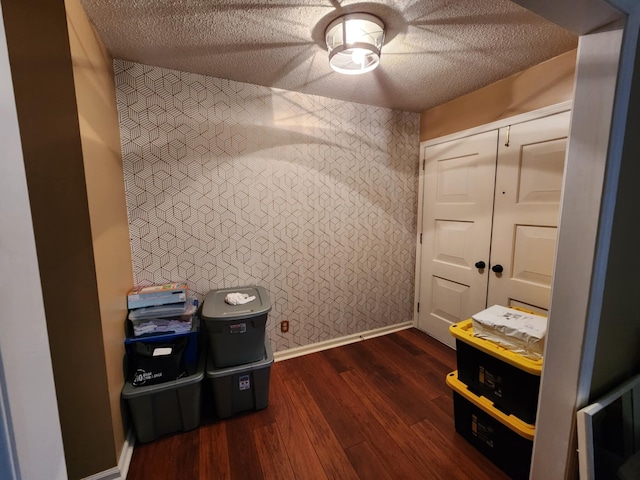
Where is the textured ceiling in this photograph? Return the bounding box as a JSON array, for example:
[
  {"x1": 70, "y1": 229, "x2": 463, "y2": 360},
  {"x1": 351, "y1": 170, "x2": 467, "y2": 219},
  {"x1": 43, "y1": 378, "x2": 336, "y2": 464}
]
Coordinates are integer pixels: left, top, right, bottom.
[{"x1": 79, "y1": 0, "x2": 577, "y2": 112}]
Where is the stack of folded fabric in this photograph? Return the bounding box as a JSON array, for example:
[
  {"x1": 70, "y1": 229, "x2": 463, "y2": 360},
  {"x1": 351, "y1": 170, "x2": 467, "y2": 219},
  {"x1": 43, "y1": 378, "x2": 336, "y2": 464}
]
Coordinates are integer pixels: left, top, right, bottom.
[
  {"x1": 472, "y1": 305, "x2": 547, "y2": 361},
  {"x1": 129, "y1": 300, "x2": 198, "y2": 337},
  {"x1": 126, "y1": 282, "x2": 196, "y2": 337}
]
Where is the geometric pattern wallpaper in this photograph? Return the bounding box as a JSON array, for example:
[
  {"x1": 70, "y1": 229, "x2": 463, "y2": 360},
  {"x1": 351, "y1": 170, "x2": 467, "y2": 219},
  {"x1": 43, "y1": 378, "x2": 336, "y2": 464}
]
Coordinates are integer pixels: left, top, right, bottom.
[{"x1": 114, "y1": 60, "x2": 419, "y2": 352}]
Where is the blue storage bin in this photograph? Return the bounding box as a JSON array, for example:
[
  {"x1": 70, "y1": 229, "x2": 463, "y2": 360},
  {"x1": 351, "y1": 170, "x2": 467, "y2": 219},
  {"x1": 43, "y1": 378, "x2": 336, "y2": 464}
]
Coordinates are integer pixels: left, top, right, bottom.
[{"x1": 125, "y1": 317, "x2": 200, "y2": 385}]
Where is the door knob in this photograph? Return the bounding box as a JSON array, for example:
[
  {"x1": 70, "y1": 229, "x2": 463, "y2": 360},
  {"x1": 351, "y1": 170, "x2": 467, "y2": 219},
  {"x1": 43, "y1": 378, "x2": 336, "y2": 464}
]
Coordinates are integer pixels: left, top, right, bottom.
[
  {"x1": 474, "y1": 261, "x2": 486, "y2": 269},
  {"x1": 491, "y1": 264, "x2": 504, "y2": 273}
]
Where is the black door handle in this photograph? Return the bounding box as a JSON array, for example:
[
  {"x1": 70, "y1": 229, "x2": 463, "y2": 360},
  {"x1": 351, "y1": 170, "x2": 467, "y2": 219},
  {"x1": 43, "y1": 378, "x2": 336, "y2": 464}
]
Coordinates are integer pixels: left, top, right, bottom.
[
  {"x1": 475, "y1": 261, "x2": 486, "y2": 269},
  {"x1": 491, "y1": 264, "x2": 504, "y2": 273}
]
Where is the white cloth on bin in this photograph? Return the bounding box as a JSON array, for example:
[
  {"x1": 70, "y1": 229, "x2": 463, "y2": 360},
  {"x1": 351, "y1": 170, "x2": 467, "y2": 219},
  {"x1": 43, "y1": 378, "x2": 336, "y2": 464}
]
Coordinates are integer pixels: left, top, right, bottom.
[{"x1": 225, "y1": 292, "x2": 256, "y2": 305}]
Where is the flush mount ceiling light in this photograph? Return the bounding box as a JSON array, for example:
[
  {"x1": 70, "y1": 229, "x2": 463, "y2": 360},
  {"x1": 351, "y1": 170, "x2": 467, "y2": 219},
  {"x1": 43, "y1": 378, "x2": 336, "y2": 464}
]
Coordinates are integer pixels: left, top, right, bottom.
[{"x1": 325, "y1": 13, "x2": 385, "y2": 75}]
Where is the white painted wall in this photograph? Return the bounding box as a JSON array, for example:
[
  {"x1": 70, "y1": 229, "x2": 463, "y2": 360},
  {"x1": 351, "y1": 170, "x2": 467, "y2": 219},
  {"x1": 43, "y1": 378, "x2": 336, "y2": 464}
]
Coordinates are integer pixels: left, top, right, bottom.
[
  {"x1": 0, "y1": 5, "x2": 67, "y2": 480},
  {"x1": 531, "y1": 28, "x2": 624, "y2": 479},
  {"x1": 581, "y1": 10, "x2": 640, "y2": 405}
]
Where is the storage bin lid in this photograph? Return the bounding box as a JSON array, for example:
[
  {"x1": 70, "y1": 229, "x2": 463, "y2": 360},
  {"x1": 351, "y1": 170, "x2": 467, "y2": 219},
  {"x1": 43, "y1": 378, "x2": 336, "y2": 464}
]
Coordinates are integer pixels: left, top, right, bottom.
[
  {"x1": 205, "y1": 340, "x2": 274, "y2": 378},
  {"x1": 449, "y1": 319, "x2": 542, "y2": 375},
  {"x1": 128, "y1": 298, "x2": 197, "y2": 321},
  {"x1": 446, "y1": 370, "x2": 535, "y2": 441},
  {"x1": 202, "y1": 286, "x2": 271, "y2": 321}
]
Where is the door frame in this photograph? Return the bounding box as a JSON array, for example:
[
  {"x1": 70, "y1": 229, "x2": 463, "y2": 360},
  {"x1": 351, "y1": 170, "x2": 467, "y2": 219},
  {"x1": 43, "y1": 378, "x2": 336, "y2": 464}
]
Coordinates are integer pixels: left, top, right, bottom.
[
  {"x1": 413, "y1": 100, "x2": 572, "y2": 328},
  {"x1": 0, "y1": 5, "x2": 67, "y2": 480},
  {"x1": 415, "y1": 1, "x2": 640, "y2": 476}
]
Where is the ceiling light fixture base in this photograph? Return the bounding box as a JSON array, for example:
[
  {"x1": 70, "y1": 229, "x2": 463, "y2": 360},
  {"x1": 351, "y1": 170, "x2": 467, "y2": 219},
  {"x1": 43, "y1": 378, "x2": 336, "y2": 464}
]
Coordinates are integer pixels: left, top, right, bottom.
[{"x1": 325, "y1": 13, "x2": 385, "y2": 75}]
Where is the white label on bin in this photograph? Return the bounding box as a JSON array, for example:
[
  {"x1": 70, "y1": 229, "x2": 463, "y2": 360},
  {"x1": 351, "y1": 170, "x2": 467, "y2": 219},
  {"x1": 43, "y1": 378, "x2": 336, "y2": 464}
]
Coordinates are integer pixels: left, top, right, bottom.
[
  {"x1": 152, "y1": 347, "x2": 173, "y2": 356},
  {"x1": 239, "y1": 375, "x2": 251, "y2": 391},
  {"x1": 230, "y1": 323, "x2": 247, "y2": 334},
  {"x1": 132, "y1": 369, "x2": 163, "y2": 387}
]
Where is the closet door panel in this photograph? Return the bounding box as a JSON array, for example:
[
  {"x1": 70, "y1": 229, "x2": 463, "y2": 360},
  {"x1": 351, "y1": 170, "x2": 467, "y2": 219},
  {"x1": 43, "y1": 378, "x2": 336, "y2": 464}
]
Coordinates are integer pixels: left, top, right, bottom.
[
  {"x1": 487, "y1": 111, "x2": 570, "y2": 311},
  {"x1": 418, "y1": 130, "x2": 498, "y2": 347},
  {"x1": 511, "y1": 225, "x2": 557, "y2": 287}
]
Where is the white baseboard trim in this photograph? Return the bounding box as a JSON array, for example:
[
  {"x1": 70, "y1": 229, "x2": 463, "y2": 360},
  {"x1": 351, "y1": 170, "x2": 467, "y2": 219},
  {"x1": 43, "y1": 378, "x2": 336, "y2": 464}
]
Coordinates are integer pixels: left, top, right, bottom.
[
  {"x1": 81, "y1": 467, "x2": 120, "y2": 480},
  {"x1": 118, "y1": 429, "x2": 135, "y2": 479},
  {"x1": 273, "y1": 321, "x2": 414, "y2": 362},
  {"x1": 80, "y1": 429, "x2": 135, "y2": 480}
]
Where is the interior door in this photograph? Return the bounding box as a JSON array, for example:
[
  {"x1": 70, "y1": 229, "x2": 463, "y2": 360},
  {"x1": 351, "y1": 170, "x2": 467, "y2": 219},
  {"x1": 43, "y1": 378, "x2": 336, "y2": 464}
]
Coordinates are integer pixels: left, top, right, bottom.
[
  {"x1": 418, "y1": 130, "x2": 498, "y2": 347},
  {"x1": 486, "y1": 111, "x2": 570, "y2": 313}
]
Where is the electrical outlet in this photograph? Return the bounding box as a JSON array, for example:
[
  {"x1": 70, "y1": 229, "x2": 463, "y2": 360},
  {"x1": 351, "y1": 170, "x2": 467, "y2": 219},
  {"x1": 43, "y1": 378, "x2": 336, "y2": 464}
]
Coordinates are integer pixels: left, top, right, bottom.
[{"x1": 280, "y1": 320, "x2": 289, "y2": 333}]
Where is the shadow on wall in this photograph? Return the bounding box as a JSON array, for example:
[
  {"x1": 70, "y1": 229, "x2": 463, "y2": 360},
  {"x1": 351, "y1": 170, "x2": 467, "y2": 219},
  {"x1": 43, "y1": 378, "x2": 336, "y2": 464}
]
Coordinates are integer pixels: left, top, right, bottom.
[{"x1": 115, "y1": 60, "x2": 419, "y2": 352}]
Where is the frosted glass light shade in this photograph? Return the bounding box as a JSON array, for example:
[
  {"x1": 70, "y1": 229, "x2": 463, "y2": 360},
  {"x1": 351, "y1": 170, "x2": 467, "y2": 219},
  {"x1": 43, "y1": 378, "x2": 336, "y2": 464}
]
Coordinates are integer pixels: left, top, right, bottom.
[{"x1": 325, "y1": 13, "x2": 385, "y2": 75}]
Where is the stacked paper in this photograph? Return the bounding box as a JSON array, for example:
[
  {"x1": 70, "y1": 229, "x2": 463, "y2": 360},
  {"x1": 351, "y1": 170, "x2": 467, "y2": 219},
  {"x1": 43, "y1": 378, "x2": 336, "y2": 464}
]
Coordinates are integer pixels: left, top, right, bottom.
[
  {"x1": 128, "y1": 301, "x2": 195, "y2": 321},
  {"x1": 129, "y1": 298, "x2": 198, "y2": 337},
  {"x1": 472, "y1": 305, "x2": 547, "y2": 360},
  {"x1": 127, "y1": 282, "x2": 187, "y2": 309},
  {"x1": 132, "y1": 318, "x2": 193, "y2": 337}
]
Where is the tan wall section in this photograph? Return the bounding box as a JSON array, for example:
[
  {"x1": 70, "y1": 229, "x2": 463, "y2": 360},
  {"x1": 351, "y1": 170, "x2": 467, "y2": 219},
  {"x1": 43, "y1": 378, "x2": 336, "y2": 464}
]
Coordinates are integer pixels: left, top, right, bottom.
[
  {"x1": 1, "y1": 0, "x2": 118, "y2": 478},
  {"x1": 420, "y1": 49, "x2": 577, "y2": 141},
  {"x1": 65, "y1": 0, "x2": 133, "y2": 460}
]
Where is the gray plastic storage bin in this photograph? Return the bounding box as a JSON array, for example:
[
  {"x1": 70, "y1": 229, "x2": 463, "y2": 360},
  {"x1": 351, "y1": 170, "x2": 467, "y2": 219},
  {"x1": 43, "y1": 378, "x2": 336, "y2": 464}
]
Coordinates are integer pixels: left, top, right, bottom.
[
  {"x1": 205, "y1": 340, "x2": 273, "y2": 419},
  {"x1": 121, "y1": 351, "x2": 205, "y2": 443},
  {"x1": 202, "y1": 286, "x2": 271, "y2": 368}
]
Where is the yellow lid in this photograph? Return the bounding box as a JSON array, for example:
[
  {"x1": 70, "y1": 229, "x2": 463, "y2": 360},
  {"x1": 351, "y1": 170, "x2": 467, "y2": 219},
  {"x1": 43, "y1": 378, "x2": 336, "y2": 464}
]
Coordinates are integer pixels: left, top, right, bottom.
[
  {"x1": 446, "y1": 371, "x2": 535, "y2": 441},
  {"x1": 449, "y1": 319, "x2": 543, "y2": 375}
]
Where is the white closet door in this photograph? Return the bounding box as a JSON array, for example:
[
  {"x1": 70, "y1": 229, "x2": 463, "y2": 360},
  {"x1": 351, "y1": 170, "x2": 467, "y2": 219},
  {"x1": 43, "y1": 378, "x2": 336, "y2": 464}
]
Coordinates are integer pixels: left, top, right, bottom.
[
  {"x1": 418, "y1": 130, "x2": 498, "y2": 347},
  {"x1": 486, "y1": 111, "x2": 571, "y2": 313}
]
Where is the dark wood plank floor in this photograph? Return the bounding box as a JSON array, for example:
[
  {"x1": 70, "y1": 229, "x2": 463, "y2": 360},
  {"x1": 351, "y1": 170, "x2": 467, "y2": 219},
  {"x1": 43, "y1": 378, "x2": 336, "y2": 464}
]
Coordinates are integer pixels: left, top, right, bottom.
[{"x1": 126, "y1": 328, "x2": 509, "y2": 480}]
